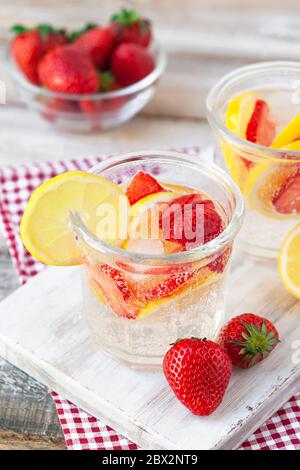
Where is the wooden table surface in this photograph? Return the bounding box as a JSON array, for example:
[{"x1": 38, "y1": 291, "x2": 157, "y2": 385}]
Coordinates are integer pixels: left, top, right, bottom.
[{"x1": 1, "y1": 0, "x2": 300, "y2": 450}]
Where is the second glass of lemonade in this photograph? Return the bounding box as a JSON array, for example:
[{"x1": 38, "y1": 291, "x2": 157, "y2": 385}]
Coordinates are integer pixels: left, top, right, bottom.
[
  {"x1": 207, "y1": 62, "x2": 300, "y2": 259},
  {"x1": 71, "y1": 151, "x2": 244, "y2": 367}
]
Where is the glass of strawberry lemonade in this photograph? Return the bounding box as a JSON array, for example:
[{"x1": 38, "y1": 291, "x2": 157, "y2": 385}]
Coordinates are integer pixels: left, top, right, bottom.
[
  {"x1": 207, "y1": 62, "x2": 300, "y2": 259},
  {"x1": 70, "y1": 151, "x2": 244, "y2": 367}
]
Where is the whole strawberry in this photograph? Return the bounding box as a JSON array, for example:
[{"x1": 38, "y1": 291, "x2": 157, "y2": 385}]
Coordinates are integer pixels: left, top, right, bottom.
[
  {"x1": 41, "y1": 97, "x2": 79, "y2": 123},
  {"x1": 110, "y1": 43, "x2": 155, "y2": 87},
  {"x1": 80, "y1": 71, "x2": 122, "y2": 115},
  {"x1": 74, "y1": 25, "x2": 115, "y2": 69},
  {"x1": 111, "y1": 8, "x2": 152, "y2": 48},
  {"x1": 11, "y1": 24, "x2": 66, "y2": 84},
  {"x1": 217, "y1": 313, "x2": 279, "y2": 368},
  {"x1": 163, "y1": 338, "x2": 232, "y2": 416},
  {"x1": 38, "y1": 45, "x2": 99, "y2": 94}
]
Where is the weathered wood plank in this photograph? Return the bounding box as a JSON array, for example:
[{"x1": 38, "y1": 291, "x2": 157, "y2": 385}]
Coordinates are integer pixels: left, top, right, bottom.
[
  {"x1": 0, "y1": 106, "x2": 212, "y2": 169},
  {"x1": 1, "y1": 1, "x2": 300, "y2": 59},
  {"x1": 0, "y1": 248, "x2": 19, "y2": 301},
  {"x1": 0, "y1": 429, "x2": 65, "y2": 450},
  {"x1": 0, "y1": 248, "x2": 63, "y2": 440}
]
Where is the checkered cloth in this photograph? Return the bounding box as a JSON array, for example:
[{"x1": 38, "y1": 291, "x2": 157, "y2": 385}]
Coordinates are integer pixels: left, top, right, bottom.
[{"x1": 0, "y1": 150, "x2": 299, "y2": 450}]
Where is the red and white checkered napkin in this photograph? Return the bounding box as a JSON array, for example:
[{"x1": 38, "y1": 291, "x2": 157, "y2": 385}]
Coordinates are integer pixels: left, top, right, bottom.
[{"x1": 0, "y1": 150, "x2": 299, "y2": 451}]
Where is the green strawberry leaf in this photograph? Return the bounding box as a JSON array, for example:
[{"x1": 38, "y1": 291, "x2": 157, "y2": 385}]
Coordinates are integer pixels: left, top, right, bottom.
[
  {"x1": 11, "y1": 24, "x2": 28, "y2": 35},
  {"x1": 68, "y1": 22, "x2": 98, "y2": 42},
  {"x1": 37, "y1": 23, "x2": 66, "y2": 38},
  {"x1": 111, "y1": 8, "x2": 140, "y2": 27},
  {"x1": 99, "y1": 71, "x2": 116, "y2": 92}
]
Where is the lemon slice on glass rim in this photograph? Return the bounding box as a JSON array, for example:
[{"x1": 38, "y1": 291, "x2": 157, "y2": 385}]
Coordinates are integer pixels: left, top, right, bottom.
[{"x1": 20, "y1": 171, "x2": 129, "y2": 266}]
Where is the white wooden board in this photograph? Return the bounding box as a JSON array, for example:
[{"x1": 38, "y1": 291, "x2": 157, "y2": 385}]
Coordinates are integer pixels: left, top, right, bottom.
[{"x1": 0, "y1": 249, "x2": 299, "y2": 449}]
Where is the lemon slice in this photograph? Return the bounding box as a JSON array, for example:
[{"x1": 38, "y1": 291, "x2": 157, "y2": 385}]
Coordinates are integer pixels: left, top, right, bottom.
[
  {"x1": 243, "y1": 135, "x2": 300, "y2": 217},
  {"x1": 271, "y1": 115, "x2": 300, "y2": 148},
  {"x1": 221, "y1": 143, "x2": 249, "y2": 191},
  {"x1": 20, "y1": 171, "x2": 128, "y2": 266},
  {"x1": 243, "y1": 162, "x2": 299, "y2": 219},
  {"x1": 278, "y1": 223, "x2": 300, "y2": 300},
  {"x1": 226, "y1": 91, "x2": 258, "y2": 136},
  {"x1": 281, "y1": 140, "x2": 300, "y2": 151},
  {"x1": 163, "y1": 183, "x2": 199, "y2": 194},
  {"x1": 223, "y1": 92, "x2": 258, "y2": 189}
]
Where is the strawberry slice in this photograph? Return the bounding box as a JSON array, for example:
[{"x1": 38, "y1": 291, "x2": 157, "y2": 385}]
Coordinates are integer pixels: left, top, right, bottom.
[
  {"x1": 87, "y1": 263, "x2": 138, "y2": 319},
  {"x1": 142, "y1": 260, "x2": 221, "y2": 302},
  {"x1": 246, "y1": 99, "x2": 276, "y2": 146},
  {"x1": 272, "y1": 173, "x2": 300, "y2": 214},
  {"x1": 143, "y1": 271, "x2": 195, "y2": 301},
  {"x1": 159, "y1": 194, "x2": 223, "y2": 250},
  {"x1": 208, "y1": 247, "x2": 232, "y2": 273},
  {"x1": 125, "y1": 172, "x2": 165, "y2": 205}
]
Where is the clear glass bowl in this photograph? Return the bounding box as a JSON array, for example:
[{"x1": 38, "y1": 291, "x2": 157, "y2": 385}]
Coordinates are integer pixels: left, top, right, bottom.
[
  {"x1": 8, "y1": 43, "x2": 166, "y2": 132},
  {"x1": 70, "y1": 151, "x2": 244, "y2": 368},
  {"x1": 206, "y1": 61, "x2": 300, "y2": 259}
]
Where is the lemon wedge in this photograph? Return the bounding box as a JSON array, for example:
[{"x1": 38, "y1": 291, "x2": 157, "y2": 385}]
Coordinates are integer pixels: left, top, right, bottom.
[{"x1": 20, "y1": 171, "x2": 128, "y2": 266}]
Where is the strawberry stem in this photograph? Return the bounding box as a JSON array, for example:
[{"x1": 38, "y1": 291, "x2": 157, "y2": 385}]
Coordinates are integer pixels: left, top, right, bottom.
[
  {"x1": 11, "y1": 24, "x2": 28, "y2": 35},
  {"x1": 11, "y1": 23, "x2": 65, "y2": 38},
  {"x1": 99, "y1": 71, "x2": 116, "y2": 92},
  {"x1": 37, "y1": 23, "x2": 65, "y2": 39},
  {"x1": 231, "y1": 321, "x2": 280, "y2": 367},
  {"x1": 111, "y1": 8, "x2": 140, "y2": 26},
  {"x1": 68, "y1": 22, "x2": 98, "y2": 42}
]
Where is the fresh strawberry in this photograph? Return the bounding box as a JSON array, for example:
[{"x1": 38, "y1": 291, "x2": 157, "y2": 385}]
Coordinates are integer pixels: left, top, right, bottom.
[
  {"x1": 272, "y1": 172, "x2": 300, "y2": 214},
  {"x1": 68, "y1": 22, "x2": 97, "y2": 42},
  {"x1": 38, "y1": 45, "x2": 99, "y2": 94},
  {"x1": 87, "y1": 263, "x2": 138, "y2": 319},
  {"x1": 110, "y1": 43, "x2": 155, "y2": 87},
  {"x1": 163, "y1": 338, "x2": 232, "y2": 416},
  {"x1": 41, "y1": 97, "x2": 79, "y2": 122},
  {"x1": 111, "y1": 8, "x2": 152, "y2": 48},
  {"x1": 246, "y1": 99, "x2": 276, "y2": 146},
  {"x1": 125, "y1": 172, "x2": 165, "y2": 205},
  {"x1": 74, "y1": 26, "x2": 115, "y2": 68},
  {"x1": 160, "y1": 194, "x2": 223, "y2": 250},
  {"x1": 217, "y1": 313, "x2": 279, "y2": 368},
  {"x1": 80, "y1": 72, "x2": 123, "y2": 115},
  {"x1": 80, "y1": 70, "x2": 124, "y2": 116},
  {"x1": 98, "y1": 71, "x2": 121, "y2": 92},
  {"x1": 11, "y1": 24, "x2": 66, "y2": 84},
  {"x1": 80, "y1": 96, "x2": 123, "y2": 117}
]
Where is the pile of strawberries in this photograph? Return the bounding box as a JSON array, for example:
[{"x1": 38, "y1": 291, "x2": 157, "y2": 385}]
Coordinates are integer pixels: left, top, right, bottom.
[
  {"x1": 163, "y1": 313, "x2": 280, "y2": 416},
  {"x1": 11, "y1": 8, "x2": 155, "y2": 114}
]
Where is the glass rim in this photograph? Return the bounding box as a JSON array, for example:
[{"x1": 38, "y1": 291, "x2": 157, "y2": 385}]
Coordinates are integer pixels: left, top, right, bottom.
[
  {"x1": 206, "y1": 61, "x2": 300, "y2": 162},
  {"x1": 70, "y1": 151, "x2": 245, "y2": 265},
  {"x1": 7, "y1": 40, "x2": 167, "y2": 101}
]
